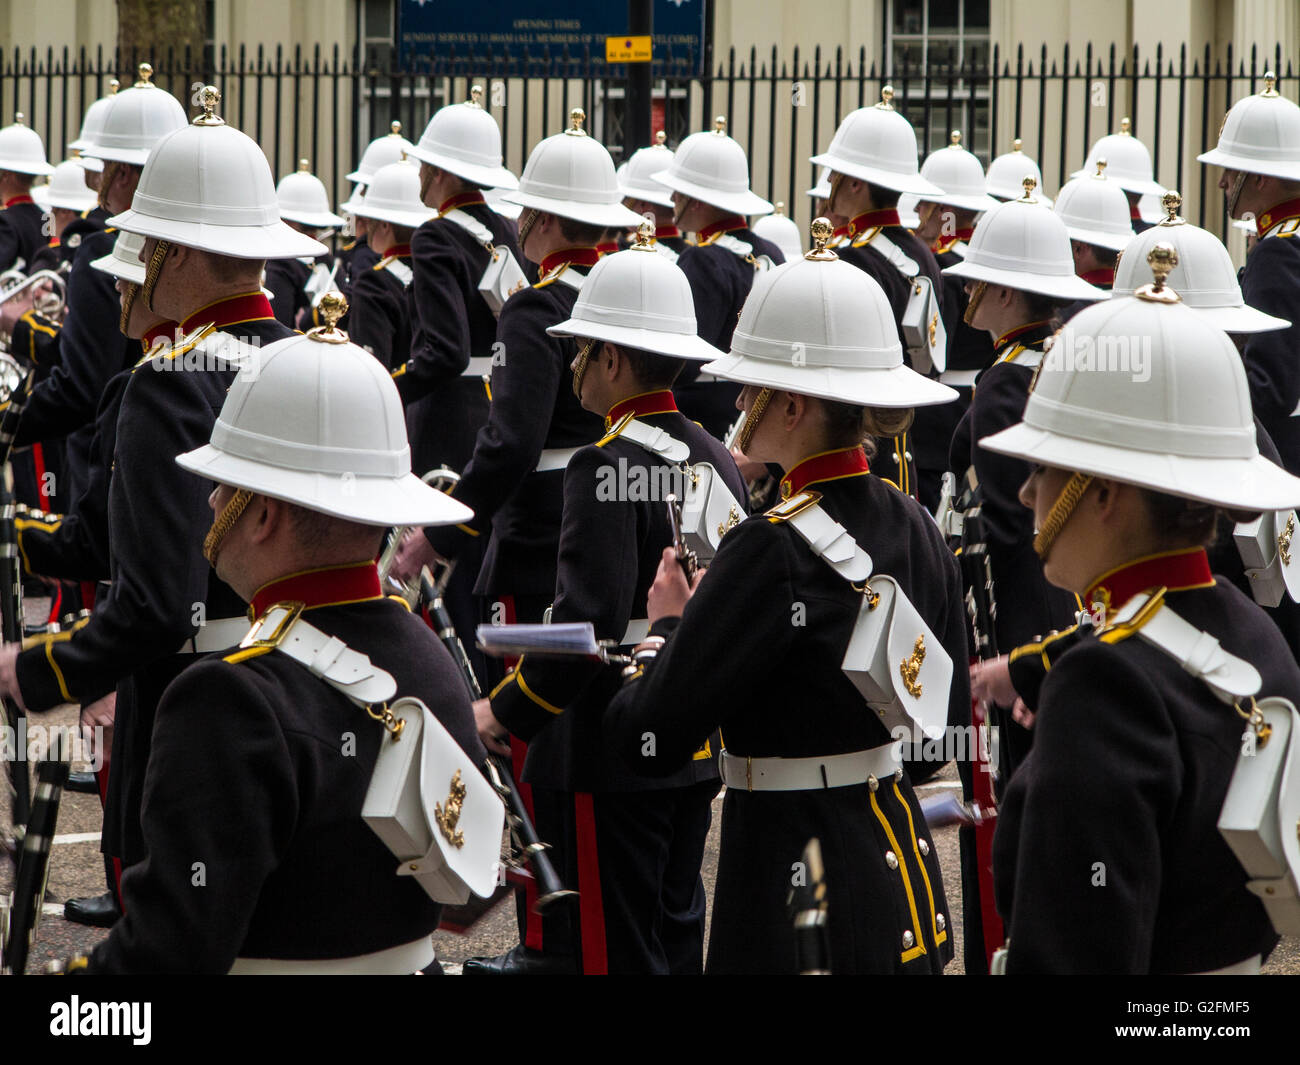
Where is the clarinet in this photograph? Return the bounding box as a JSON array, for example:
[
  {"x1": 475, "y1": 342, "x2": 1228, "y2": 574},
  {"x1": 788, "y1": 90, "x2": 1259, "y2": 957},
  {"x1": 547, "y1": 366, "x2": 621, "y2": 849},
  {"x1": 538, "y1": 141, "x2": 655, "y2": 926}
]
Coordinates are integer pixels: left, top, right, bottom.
[
  {"x1": 787, "y1": 837, "x2": 831, "y2": 975},
  {"x1": 0, "y1": 369, "x2": 34, "y2": 833},
  {"x1": 416, "y1": 569, "x2": 577, "y2": 914}
]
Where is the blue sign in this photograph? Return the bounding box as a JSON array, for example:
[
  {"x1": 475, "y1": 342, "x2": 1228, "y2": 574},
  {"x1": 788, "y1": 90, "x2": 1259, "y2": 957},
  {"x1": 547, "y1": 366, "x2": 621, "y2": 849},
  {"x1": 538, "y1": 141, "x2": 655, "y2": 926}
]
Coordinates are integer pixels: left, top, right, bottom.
[{"x1": 397, "y1": 0, "x2": 707, "y2": 75}]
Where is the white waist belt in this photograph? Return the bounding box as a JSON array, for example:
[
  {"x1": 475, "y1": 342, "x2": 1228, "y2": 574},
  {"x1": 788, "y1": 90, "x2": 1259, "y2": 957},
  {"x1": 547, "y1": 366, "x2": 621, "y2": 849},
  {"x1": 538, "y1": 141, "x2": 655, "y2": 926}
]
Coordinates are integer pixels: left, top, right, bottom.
[
  {"x1": 462, "y1": 356, "x2": 494, "y2": 378},
  {"x1": 229, "y1": 936, "x2": 433, "y2": 975},
  {"x1": 533, "y1": 446, "x2": 581, "y2": 473},
  {"x1": 939, "y1": 369, "x2": 980, "y2": 388},
  {"x1": 184, "y1": 616, "x2": 251, "y2": 654},
  {"x1": 719, "y1": 744, "x2": 901, "y2": 792}
]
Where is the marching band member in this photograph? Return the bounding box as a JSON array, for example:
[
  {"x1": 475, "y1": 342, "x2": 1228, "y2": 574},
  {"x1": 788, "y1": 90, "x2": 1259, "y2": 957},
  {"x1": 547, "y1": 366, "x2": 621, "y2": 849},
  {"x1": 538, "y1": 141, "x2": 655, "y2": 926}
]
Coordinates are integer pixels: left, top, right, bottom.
[
  {"x1": 909, "y1": 130, "x2": 999, "y2": 487},
  {"x1": 607, "y1": 220, "x2": 966, "y2": 974},
  {"x1": 1074, "y1": 118, "x2": 1166, "y2": 233},
  {"x1": 476, "y1": 226, "x2": 747, "y2": 973},
  {"x1": 984, "y1": 139, "x2": 1052, "y2": 205},
  {"x1": 344, "y1": 159, "x2": 434, "y2": 370},
  {"x1": 0, "y1": 89, "x2": 313, "y2": 911},
  {"x1": 396, "y1": 108, "x2": 642, "y2": 976},
  {"x1": 617, "y1": 132, "x2": 687, "y2": 258},
  {"x1": 1198, "y1": 73, "x2": 1300, "y2": 476},
  {"x1": 1052, "y1": 160, "x2": 1135, "y2": 320},
  {"x1": 28, "y1": 160, "x2": 98, "y2": 272},
  {"x1": 266, "y1": 159, "x2": 341, "y2": 328},
  {"x1": 67, "y1": 301, "x2": 483, "y2": 973},
  {"x1": 811, "y1": 88, "x2": 947, "y2": 503},
  {"x1": 653, "y1": 116, "x2": 784, "y2": 439},
  {"x1": 337, "y1": 121, "x2": 412, "y2": 304},
  {"x1": 0, "y1": 113, "x2": 54, "y2": 274},
  {"x1": 981, "y1": 246, "x2": 1300, "y2": 973}
]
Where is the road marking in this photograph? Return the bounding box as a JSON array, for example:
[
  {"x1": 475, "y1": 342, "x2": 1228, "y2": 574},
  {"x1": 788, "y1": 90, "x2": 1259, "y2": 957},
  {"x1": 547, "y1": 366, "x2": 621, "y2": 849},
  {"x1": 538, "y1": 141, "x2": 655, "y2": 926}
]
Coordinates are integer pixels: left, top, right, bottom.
[
  {"x1": 42, "y1": 902, "x2": 64, "y2": 916},
  {"x1": 52, "y1": 831, "x2": 102, "y2": 845},
  {"x1": 915, "y1": 780, "x2": 963, "y2": 791}
]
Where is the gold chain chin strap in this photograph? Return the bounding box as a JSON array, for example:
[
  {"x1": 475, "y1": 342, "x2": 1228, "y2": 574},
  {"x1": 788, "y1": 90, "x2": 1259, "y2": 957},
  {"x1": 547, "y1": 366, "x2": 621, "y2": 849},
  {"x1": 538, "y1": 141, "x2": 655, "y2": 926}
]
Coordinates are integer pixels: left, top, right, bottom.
[
  {"x1": 1032, "y1": 472, "x2": 1093, "y2": 560},
  {"x1": 516, "y1": 207, "x2": 541, "y2": 251},
  {"x1": 1225, "y1": 170, "x2": 1248, "y2": 220},
  {"x1": 571, "y1": 337, "x2": 597, "y2": 400},
  {"x1": 96, "y1": 159, "x2": 123, "y2": 213},
  {"x1": 142, "y1": 238, "x2": 172, "y2": 314},
  {"x1": 735, "y1": 387, "x2": 774, "y2": 455},
  {"x1": 118, "y1": 281, "x2": 140, "y2": 336},
  {"x1": 202, "y1": 488, "x2": 254, "y2": 565},
  {"x1": 963, "y1": 280, "x2": 988, "y2": 325}
]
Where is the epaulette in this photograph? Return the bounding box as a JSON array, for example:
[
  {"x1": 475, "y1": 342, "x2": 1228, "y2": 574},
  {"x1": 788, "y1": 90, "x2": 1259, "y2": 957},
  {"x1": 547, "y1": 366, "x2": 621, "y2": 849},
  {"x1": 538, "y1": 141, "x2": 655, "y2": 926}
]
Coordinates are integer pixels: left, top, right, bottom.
[
  {"x1": 387, "y1": 594, "x2": 413, "y2": 612},
  {"x1": 132, "y1": 323, "x2": 212, "y2": 373},
  {"x1": 1095, "y1": 587, "x2": 1166, "y2": 645},
  {"x1": 595, "y1": 412, "x2": 634, "y2": 447},
  {"x1": 765, "y1": 489, "x2": 822, "y2": 523},
  {"x1": 850, "y1": 225, "x2": 883, "y2": 248},
  {"x1": 1009, "y1": 623, "x2": 1081, "y2": 670}
]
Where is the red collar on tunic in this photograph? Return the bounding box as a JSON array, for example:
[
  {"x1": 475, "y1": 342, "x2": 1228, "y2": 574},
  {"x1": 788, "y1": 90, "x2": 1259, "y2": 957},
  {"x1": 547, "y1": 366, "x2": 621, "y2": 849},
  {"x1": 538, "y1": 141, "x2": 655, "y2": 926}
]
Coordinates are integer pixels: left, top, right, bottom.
[
  {"x1": 605, "y1": 389, "x2": 678, "y2": 430},
  {"x1": 1129, "y1": 202, "x2": 1144, "y2": 222},
  {"x1": 848, "y1": 208, "x2": 900, "y2": 236},
  {"x1": 539, "y1": 247, "x2": 600, "y2": 274},
  {"x1": 994, "y1": 320, "x2": 1054, "y2": 351},
  {"x1": 696, "y1": 215, "x2": 748, "y2": 242},
  {"x1": 142, "y1": 321, "x2": 179, "y2": 351},
  {"x1": 932, "y1": 227, "x2": 974, "y2": 253},
  {"x1": 655, "y1": 224, "x2": 680, "y2": 241},
  {"x1": 1079, "y1": 267, "x2": 1115, "y2": 288},
  {"x1": 385, "y1": 243, "x2": 412, "y2": 259},
  {"x1": 250, "y1": 561, "x2": 384, "y2": 618},
  {"x1": 180, "y1": 291, "x2": 276, "y2": 334},
  {"x1": 1256, "y1": 198, "x2": 1300, "y2": 236},
  {"x1": 438, "y1": 191, "x2": 486, "y2": 214},
  {"x1": 780, "y1": 446, "x2": 871, "y2": 499},
  {"x1": 3, "y1": 194, "x2": 34, "y2": 208},
  {"x1": 1086, "y1": 547, "x2": 1215, "y2": 614},
  {"x1": 596, "y1": 241, "x2": 620, "y2": 256}
]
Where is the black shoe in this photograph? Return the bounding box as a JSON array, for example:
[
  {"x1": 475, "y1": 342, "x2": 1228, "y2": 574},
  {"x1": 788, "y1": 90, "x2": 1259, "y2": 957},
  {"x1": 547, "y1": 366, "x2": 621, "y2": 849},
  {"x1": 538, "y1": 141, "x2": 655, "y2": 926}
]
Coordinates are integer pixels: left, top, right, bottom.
[
  {"x1": 65, "y1": 771, "x2": 98, "y2": 795},
  {"x1": 63, "y1": 892, "x2": 121, "y2": 928},
  {"x1": 461, "y1": 945, "x2": 577, "y2": 976}
]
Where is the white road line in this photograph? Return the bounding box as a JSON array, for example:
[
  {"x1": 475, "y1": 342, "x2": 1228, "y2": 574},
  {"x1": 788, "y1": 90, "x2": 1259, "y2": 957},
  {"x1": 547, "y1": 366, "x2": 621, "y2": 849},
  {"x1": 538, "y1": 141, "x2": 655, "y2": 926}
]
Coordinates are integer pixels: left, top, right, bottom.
[
  {"x1": 915, "y1": 780, "x2": 963, "y2": 791},
  {"x1": 42, "y1": 903, "x2": 64, "y2": 916},
  {"x1": 52, "y1": 831, "x2": 102, "y2": 845}
]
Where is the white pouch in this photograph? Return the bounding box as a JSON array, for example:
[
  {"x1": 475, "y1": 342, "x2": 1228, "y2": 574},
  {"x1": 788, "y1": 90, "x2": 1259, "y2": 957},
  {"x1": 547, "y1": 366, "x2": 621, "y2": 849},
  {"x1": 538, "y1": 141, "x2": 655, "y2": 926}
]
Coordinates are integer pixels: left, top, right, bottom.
[
  {"x1": 477, "y1": 245, "x2": 529, "y2": 315},
  {"x1": 1234, "y1": 509, "x2": 1300, "y2": 608},
  {"x1": 842, "y1": 574, "x2": 952, "y2": 741},
  {"x1": 679, "y1": 462, "x2": 746, "y2": 564},
  {"x1": 901, "y1": 274, "x2": 947, "y2": 375},
  {"x1": 362, "y1": 696, "x2": 506, "y2": 905}
]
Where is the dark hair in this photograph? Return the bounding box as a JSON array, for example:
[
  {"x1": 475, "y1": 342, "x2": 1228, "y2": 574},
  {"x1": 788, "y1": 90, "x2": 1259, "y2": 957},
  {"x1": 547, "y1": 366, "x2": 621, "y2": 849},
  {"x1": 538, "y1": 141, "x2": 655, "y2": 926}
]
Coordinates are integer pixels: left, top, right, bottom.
[
  {"x1": 287, "y1": 503, "x2": 386, "y2": 556},
  {"x1": 866, "y1": 182, "x2": 901, "y2": 209},
  {"x1": 618, "y1": 346, "x2": 686, "y2": 389},
  {"x1": 389, "y1": 223, "x2": 416, "y2": 244},
  {"x1": 1019, "y1": 290, "x2": 1065, "y2": 324},
  {"x1": 1140, "y1": 488, "x2": 1219, "y2": 547},
  {"x1": 557, "y1": 215, "x2": 606, "y2": 246},
  {"x1": 820, "y1": 397, "x2": 915, "y2": 455},
  {"x1": 1, "y1": 170, "x2": 35, "y2": 189},
  {"x1": 1085, "y1": 242, "x2": 1121, "y2": 268}
]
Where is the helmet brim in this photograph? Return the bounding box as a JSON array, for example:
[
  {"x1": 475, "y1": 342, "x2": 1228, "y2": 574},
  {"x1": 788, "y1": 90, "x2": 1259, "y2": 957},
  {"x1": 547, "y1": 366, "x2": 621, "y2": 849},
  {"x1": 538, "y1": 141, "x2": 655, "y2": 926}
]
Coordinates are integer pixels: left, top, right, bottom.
[
  {"x1": 546, "y1": 316, "x2": 723, "y2": 362},
  {"x1": 651, "y1": 171, "x2": 773, "y2": 217},
  {"x1": 701, "y1": 351, "x2": 957, "y2": 409},
  {"x1": 943, "y1": 256, "x2": 1106, "y2": 302},
  {"x1": 108, "y1": 208, "x2": 329, "y2": 260},
  {"x1": 402, "y1": 143, "x2": 520, "y2": 191}
]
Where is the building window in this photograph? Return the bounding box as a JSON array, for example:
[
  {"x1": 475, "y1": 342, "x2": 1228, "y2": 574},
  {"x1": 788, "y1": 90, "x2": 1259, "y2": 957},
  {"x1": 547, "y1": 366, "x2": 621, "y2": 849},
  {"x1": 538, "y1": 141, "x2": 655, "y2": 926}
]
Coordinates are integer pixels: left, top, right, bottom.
[
  {"x1": 359, "y1": 0, "x2": 396, "y2": 68},
  {"x1": 886, "y1": 0, "x2": 991, "y2": 160}
]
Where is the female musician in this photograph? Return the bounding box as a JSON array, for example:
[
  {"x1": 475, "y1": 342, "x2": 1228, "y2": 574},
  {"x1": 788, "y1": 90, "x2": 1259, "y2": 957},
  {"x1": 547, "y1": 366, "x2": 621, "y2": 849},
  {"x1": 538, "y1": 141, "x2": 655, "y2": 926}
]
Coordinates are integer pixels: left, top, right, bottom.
[
  {"x1": 979, "y1": 246, "x2": 1300, "y2": 973},
  {"x1": 606, "y1": 221, "x2": 967, "y2": 974}
]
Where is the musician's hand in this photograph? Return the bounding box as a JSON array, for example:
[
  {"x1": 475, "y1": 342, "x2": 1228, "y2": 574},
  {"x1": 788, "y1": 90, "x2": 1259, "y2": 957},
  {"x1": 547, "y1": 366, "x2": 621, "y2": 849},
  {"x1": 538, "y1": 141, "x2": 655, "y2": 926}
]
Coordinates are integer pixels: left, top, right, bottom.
[
  {"x1": 472, "y1": 697, "x2": 511, "y2": 756},
  {"x1": 391, "y1": 527, "x2": 445, "y2": 584},
  {"x1": 80, "y1": 692, "x2": 116, "y2": 764},
  {"x1": 1011, "y1": 697, "x2": 1036, "y2": 730},
  {"x1": 648, "y1": 547, "x2": 702, "y2": 623},
  {"x1": 0, "y1": 642, "x2": 27, "y2": 712},
  {"x1": 0, "y1": 284, "x2": 37, "y2": 332},
  {"x1": 969, "y1": 654, "x2": 1016, "y2": 709},
  {"x1": 729, "y1": 445, "x2": 768, "y2": 485}
]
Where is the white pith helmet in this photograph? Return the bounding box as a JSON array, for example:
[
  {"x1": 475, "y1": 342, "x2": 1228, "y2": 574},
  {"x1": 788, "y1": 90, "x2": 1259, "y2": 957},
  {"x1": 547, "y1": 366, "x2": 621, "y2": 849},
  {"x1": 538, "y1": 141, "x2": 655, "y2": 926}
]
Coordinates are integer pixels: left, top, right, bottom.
[
  {"x1": 345, "y1": 120, "x2": 413, "y2": 185},
  {"x1": 1052, "y1": 160, "x2": 1135, "y2": 251},
  {"x1": 406, "y1": 87, "x2": 518, "y2": 191},
  {"x1": 1072, "y1": 117, "x2": 1165, "y2": 197},
  {"x1": 1197, "y1": 72, "x2": 1300, "y2": 181},
  {"x1": 503, "y1": 109, "x2": 644, "y2": 228},
  {"x1": 1112, "y1": 191, "x2": 1288, "y2": 334},
  {"x1": 69, "y1": 79, "x2": 119, "y2": 173},
  {"x1": 702, "y1": 218, "x2": 957, "y2": 408},
  {"x1": 806, "y1": 166, "x2": 832, "y2": 200},
  {"x1": 349, "y1": 159, "x2": 435, "y2": 229},
  {"x1": 943, "y1": 178, "x2": 1104, "y2": 302},
  {"x1": 483, "y1": 185, "x2": 522, "y2": 220},
  {"x1": 81, "y1": 64, "x2": 188, "y2": 167},
  {"x1": 918, "y1": 130, "x2": 999, "y2": 213},
  {"x1": 176, "y1": 293, "x2": 473, "y2": 527},
  {"x1": 981, "y1": 243, "x2": 1300, "y2": 511},
  {"x1": 618, "y1": 131, "x2": 675, "y2": 208},
  {"x1": 985, "y1": 138, "x2": 1052, "y2": 205},
  {"x1": 108, "y1": 86, "x2": 327, "y2": 260},
  {"x1": 339, "y1": 183, "x2": 366, "y2": 216},
  {"x1": 0, "y1": 113, "x2": 55, "y2": 176},
  {"x1": 547, "y1": 222, "x2": 724, "y2": 361},
  {"x1": 809, "y1": 87, "x2": 942, "y2": 198},
  {"x1": 653, "y1": 116, "x2": 773, "y2": 216},
  {"x1": 33, "y1": 159, "x2": 99, "y2": 213},
  {"x1": 90, "y1": 229, "x2": 147, "y2": 285},
  {"x1": 276, "y1": 159, "x2": 345, "y2": 229},
  {"x1": 751, "y1": 202, "x2": 803, "y2": 261}
]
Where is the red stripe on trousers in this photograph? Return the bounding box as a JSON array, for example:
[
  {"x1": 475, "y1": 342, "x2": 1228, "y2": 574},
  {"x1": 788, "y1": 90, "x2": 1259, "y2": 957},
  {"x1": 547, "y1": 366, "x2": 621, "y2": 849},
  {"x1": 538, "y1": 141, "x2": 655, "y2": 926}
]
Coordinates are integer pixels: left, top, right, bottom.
[
  {"x1": 573, "y1": 792, "x2": 607, "y2": 974},
  {"x1": 969, "y1": 663, "x2": 1005, "y2": 965}
]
